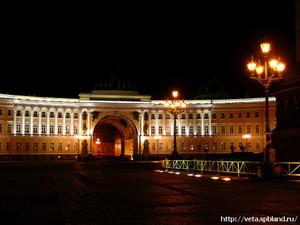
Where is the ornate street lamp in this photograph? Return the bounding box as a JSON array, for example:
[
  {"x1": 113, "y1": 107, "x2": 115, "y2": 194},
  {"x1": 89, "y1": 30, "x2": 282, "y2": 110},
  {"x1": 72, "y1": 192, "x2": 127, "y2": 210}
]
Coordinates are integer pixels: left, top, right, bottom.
[
  {"x1": 247, "y1": 43, "x2": 285, "y2": 162},
  {"x1": 164, "y1": 90, "x2": 187, "y2": 159}
]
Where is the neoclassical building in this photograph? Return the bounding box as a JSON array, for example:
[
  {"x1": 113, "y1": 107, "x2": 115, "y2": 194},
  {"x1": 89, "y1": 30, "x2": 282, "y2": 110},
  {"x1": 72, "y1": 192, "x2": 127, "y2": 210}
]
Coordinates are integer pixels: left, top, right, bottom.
[{"x1": 0, "y1": 89, "x2": 276, "y2": 161}]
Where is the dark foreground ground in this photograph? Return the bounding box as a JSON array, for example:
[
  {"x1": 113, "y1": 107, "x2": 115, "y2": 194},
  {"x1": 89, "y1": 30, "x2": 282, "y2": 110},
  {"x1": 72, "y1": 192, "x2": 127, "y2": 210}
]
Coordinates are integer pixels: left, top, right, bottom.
[{"x1": 0, "y1": 161, "x2": 299, "y2": 225}]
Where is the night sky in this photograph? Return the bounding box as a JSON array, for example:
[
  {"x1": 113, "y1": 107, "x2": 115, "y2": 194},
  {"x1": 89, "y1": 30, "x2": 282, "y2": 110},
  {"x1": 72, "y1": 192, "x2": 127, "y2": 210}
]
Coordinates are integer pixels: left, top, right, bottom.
[{"x1": 2, "y1": 1, "x2": 296, "y2": 100}]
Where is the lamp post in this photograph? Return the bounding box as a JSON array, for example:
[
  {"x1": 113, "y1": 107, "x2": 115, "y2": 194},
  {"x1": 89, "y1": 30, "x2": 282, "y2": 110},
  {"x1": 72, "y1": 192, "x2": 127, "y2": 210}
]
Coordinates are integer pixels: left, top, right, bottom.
[
  {"x1": 164, "y1": 90, "x2": 187, "y2": 160},
  {"x1": 247, "y1": 43, "x2": 285, "y2": 162},
  {"x1": 242, "y1": 134, "x2": 252, "y2": 152},
  {"x1": 96, "y1": 138, "x2": 101, "y2": 159},
  {"x1": 154, "y1": 136, "x2": 162, "y2": 160}
]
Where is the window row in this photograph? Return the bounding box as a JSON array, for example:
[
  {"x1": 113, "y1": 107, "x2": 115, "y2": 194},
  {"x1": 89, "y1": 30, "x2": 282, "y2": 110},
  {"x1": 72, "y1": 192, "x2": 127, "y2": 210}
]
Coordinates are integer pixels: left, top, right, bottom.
[
  {"x1": 15, "y1": 123, "x2": 79, "y2": 134},
  {"x1": 0, "y1": 142, "x2": 78, "y2": 152},
  {"x1": 150, "y1": 111, "x2": 263, "y2": 120},
  {"x1": 150, "y1": 124, "x2": 261, "y2": 135},
  {"x1": 16, "y1": 110, "x2": 79, "y2": 119}
]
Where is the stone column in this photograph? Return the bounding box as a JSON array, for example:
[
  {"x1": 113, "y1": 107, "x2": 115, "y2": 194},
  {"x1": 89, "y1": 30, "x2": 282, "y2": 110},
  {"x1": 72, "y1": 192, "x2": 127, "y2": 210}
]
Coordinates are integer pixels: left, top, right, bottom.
[
  {"x1": 46, "y1": 108, "x2": 50, "y2": 135},
  {"x1": 21, "y1": 107, "x2": 25, "y2": 135},
  {"x1": 208, "y1": 110, "x2": 212, "y2": 136},
  {"x1": 13, "y1": 107, "x2": 17, "y2": 135},
  {"x1": 30, "y1": 107, "x2": 33, "y2": 135},
  {"x1": 54, "y1": 109, "x2": 58, "y2": 136},
  {"x1": 155, "y1": 110, "x2": 159, "y2": 136},
  {"x1": 70, "y1": 109, "x2": 74, "y2": 136},
  {"x1": 193, "y1": 110, "x2": 197, "y2": 136},
  {"x1": 38, "y1": 108, "x2": 42, "y2": 135},
  {"x1": 62, "y1": 109, "x2": 66, "y2": 136},
  {"x1": 140, "y1": 110, "x2": 144, "y2": 137},
  {"x1": 201, "y1": 110, "x2": 204, "y2": 136}
]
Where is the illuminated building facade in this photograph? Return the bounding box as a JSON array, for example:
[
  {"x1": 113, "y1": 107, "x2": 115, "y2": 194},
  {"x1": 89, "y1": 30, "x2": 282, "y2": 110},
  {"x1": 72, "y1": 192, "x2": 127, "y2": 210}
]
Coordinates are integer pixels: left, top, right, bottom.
[{"x1": 0, "y1": 90, "x2": 276, "y2": 160}]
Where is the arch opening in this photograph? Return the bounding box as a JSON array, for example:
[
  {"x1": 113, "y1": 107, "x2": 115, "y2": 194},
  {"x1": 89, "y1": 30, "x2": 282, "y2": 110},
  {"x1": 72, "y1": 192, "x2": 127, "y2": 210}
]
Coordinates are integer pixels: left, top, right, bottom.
[{"x1": 92, "y1": 114, "x2": 139, "y2": 160}]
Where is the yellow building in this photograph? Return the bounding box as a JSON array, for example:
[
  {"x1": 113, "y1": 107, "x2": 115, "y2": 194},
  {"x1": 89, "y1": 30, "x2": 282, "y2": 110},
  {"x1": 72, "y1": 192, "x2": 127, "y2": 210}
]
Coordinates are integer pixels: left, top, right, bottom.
[{"x1": 0, "y1": 90, "x2": 276, "y2": 161}]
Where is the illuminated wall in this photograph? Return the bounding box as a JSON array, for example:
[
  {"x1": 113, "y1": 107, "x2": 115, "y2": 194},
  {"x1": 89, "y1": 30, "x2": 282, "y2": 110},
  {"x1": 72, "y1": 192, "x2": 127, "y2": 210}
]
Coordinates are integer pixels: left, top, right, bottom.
[{"x1": 0, "y1": 92, "x2": 276, "y2": 160}]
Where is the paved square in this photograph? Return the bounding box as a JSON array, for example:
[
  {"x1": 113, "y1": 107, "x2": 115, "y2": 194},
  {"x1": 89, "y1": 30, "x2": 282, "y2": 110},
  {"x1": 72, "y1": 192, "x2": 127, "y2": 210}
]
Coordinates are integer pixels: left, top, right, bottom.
[{"x1": 0, "y1": 162, "x2": 299, "y2": 224}]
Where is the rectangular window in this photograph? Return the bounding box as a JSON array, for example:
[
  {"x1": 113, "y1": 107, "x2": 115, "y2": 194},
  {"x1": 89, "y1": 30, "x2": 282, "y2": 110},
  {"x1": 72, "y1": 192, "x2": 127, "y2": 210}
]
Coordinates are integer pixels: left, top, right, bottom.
[
  {"x1": 221, "y1": 126, "x2": 225, "y2": 134},
  {"x1": 151, "y1": 126, "x2": 155, "y2": 134},
  {"x1": 247, "y1": 125, "x2": 251, "y2": 133},
  {"x1": 182, "y1": 143, "x2": 186, "y2": 150},
  {"x1": 182, "y1": 126, "x2": 186, "y2": 134},
  {"x1": 190, "y1": 143, "x2": 194, "y2": 150},
  {"x1": 34, "y1": 143, "x2": 38, "y2": 151},
  {"x1": 159, "y1": 143, "x2": 163, "y2": 151},
  {"x1": 213, "y1": 125, "x2": 217, "y2": 134},
  {"x1": 229, "y1": 113, "x2": 233, "y2": 118},
  {"x1": 213, "y1": 142, "x2": 217, "y2": 150},
  {"x1": 8, "y1": 110, "x2": 12, "y2": 116},
  {"x1": 255, "y1": 112, "x2": 259, "y2": 118},
  {"x1": 247, "y1": 112, "x2": 251, "y2": 118},
  {"x1": 221, "y1": 113, "x2": 225, "y2": 119},
  {"x1": 197, "y1": 143, "x2": 201, "y2": 151},
  {"x1": 212, "y1": 113, "x2": 217, "y2": 119},
  {"x1": 238, "y1": 112, "x2": 242, "y2": 118},
  {"x1": 196, "y1": 114, "x2": 201, "y2": 119},
  {"x1": 42, "y1": 143, "x2": 46, "y2": 151},
  {"x1": 33, "y1": 111, "x2": 38, "y2": 117},
  {"x1": 238, "y1": 125, "x2": 242, "y2": 134},
  {"x1": 159, "y1": 126, "x2": 163, "y2": 134},
  {"x1": 158, "y1": 114, "x2": 162, "y2": 119},
  {"x1": 197, "y1": 125, "x2": 201, "y2": 134},
  {"x1": 189, "y1": 114, "x2": 193, "y2": 119},
  {"x1": 25, "y1": 124, "x2": 30, "y2": 133},
  {"x1": 66, "y1": 142, "x2": 70, "y2": 151},
  {"x1": 230, "y1": 125, "x2": 234, "y2": 134},
  {"x1": 255, "y1": 125, "x2": 260, "y2": 134},
  {"x1": 181, "y1": 114, "x2": 186, "y2": 119},
  {"x1": 58, "y1": 143, "x2": 62, "y2": 151},
  {"x1": 7, "y1": 124, "x2": 11, "y2": 134},
  {"x1": 189, "y1": 125, "x2": 193, "y2": 134},
  {"x1": 205, "y1": 125, "x2": 209, "y2": 134},
  {"x1": 49, "y1": 143, "x2": 54, "y2": 151},
  {"x1": 25, "y1": 143, "x2": 29, "y2": 151},
  {"x1": 222, "y1": 142, "x2": 226, "y2": 150},
  {"x1": 256, "y1": 142, "x2": 260, "y2": 150},
  {"x1": 152, "y1": 142, "x2": 155, "y2": 150},
  {"x1": 17, "y1": 143, "x2": 21, "y2": 151}
]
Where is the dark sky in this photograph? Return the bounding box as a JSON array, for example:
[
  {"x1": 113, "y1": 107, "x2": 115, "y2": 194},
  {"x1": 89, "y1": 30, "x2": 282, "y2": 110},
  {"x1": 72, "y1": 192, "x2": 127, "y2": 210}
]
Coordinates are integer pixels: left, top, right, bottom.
[{"x1": 2, "y1": 1, "x2": 296, "y2": 100}]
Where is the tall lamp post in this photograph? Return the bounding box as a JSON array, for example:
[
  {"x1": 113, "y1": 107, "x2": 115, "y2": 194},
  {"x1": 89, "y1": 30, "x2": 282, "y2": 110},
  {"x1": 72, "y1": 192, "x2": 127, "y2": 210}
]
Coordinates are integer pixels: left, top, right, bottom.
[
  {"x1": 96, "y1": 138, "x2": 101, "y2": 159},
  {"x1": 164, "y1": 90, "x2": 187, "y2": 160},
  {"x1": 247, "y1": 43, "x2": 285, "y2": 162}
]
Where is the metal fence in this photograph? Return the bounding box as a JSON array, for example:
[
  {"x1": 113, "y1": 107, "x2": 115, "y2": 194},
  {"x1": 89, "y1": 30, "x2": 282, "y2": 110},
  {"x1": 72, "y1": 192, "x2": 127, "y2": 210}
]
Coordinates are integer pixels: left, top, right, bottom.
[{"x1": 162, "y1": 160, "x2": 300, "y2": 178}]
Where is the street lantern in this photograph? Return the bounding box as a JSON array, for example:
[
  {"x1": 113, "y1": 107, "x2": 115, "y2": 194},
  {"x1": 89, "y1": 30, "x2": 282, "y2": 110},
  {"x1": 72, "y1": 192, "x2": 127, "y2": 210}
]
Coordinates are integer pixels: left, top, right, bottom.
[
  {"x1": 164, "y1": 90, "x2": 187, "y2": 159},
  {"x1": 96, "y1": 138, "x2": 101, "y2": 159},
  {"x1": 247, "y1": 43, "x2": 285, "y2": 162}
]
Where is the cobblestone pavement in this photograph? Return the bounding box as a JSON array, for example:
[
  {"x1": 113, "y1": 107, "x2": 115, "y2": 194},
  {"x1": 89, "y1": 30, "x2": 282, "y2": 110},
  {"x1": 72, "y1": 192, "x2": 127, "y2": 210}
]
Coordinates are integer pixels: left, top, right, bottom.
[{"x1": 0, "y1": 162, "x2": 299, "y2": 225}]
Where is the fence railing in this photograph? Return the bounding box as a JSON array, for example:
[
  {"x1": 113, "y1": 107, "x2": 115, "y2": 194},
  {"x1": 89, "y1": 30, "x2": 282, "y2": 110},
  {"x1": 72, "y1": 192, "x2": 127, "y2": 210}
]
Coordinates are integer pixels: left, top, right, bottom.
[
  {"x1": 162, "y1": 160, "x2": 300, "y2": 178},
  {"x1": 268, "y1": 162, "x2": 300, "y2": 176}
]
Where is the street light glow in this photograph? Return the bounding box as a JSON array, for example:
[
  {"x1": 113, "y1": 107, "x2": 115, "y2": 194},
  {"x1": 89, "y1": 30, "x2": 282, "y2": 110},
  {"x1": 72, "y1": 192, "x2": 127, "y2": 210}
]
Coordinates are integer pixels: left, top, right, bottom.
[
  {"x1": 260, "y1": 43, "x2": 270, "y2": 54},
  {"x1": 172, "y1": 90, "x2": 179, "y2": 98}
]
